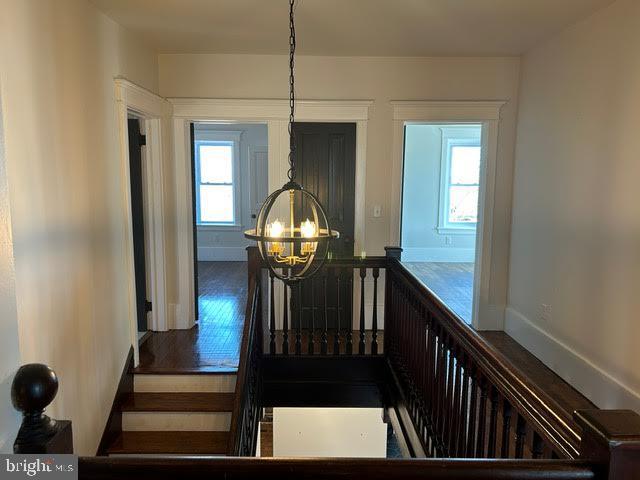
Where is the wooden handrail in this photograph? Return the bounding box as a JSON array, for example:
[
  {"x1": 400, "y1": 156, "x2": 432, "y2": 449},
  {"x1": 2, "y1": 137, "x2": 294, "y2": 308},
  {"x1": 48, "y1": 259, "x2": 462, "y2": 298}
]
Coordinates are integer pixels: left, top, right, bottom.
[
  {"x1": 385, "y1": 252, "x2": 583, "y2": 458},
  {"x1": 78, "y1": 457, "x2": 597, "y2": 480},
  {"x1": 227, "y1": 247, "x2": 263, "y2": 455}
]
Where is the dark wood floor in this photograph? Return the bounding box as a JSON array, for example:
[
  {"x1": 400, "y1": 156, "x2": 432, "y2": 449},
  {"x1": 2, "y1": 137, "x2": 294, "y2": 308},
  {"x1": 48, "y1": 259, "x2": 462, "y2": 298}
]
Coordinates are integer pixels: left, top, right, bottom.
[
  {"x1": 402, "y1": 262, "x2": 474, "y2": 323},
  {"x1": 136, "y1": 261, "x2": 247, "y2": 374}
]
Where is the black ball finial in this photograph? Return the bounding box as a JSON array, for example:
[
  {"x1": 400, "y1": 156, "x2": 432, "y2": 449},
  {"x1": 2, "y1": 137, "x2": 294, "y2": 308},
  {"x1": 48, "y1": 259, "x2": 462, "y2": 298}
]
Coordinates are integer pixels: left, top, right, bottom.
[{"x1": 11, "y1": 363, "x2": 59, "y2": 415}]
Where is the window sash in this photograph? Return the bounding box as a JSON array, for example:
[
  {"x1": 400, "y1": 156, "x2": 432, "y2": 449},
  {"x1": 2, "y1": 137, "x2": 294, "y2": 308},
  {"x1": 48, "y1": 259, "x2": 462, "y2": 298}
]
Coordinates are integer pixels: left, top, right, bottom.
[
  {"x1": 195, "y1": 140, "x2": 237, "y2": 225},
  {"x1": 437, "y1": 131, "x2": 482, "y2": 233}
]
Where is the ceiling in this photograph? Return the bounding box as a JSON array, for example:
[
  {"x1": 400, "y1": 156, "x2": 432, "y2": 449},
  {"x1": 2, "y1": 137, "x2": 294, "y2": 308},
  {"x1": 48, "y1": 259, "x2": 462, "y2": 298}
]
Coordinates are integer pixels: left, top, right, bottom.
[{"x1": 90, "y1": 0, "x2": 614, "y2": 56}]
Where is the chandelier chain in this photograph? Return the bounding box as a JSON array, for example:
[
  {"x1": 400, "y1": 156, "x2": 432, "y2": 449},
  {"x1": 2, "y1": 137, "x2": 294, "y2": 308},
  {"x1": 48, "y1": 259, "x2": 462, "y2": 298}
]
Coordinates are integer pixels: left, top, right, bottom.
[{"x1": 287, "y1": 0, "x2": 296, "y2": 182}]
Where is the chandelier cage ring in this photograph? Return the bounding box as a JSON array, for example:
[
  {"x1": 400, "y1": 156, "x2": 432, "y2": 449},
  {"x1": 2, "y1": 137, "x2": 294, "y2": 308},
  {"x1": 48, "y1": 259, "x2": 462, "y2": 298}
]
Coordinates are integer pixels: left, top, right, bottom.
[{"x1": 244, "y1": 182, "x2": 339, "y2": 284}]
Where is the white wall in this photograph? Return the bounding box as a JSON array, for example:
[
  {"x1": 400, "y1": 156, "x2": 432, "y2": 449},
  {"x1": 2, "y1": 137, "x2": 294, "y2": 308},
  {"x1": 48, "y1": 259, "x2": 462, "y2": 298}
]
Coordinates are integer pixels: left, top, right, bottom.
[
  {"x1": 194, "y1": 123, "x2": 268, "y2": 261},
  {"x1": 0, "y1": 92, "x2": 21, "y2": 453},
  {"x1": 160, "y1": 54, "x2": 520, "y2": 316},
  {"x1": 401, "y1": 124, "x2": 476, "y2": 263},
  {"x1": 0, "y1": 0, "x2": 159, "y2": 454},
  {"x1": 272, "y1": 408, "x2": 387, "y2": 458},
  {"x1": 507, "y1": 0, "x2": 640, "y2": 411}
]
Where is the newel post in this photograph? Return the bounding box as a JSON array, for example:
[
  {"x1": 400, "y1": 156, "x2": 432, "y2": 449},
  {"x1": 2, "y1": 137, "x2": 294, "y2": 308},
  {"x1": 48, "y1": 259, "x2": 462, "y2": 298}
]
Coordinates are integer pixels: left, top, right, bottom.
[
  {"x1": 247, "y1": 246, "x2": 262, "y2": 285},
  {"x1": 12, "y1": 363, "x2": 73, "y2": 453},
  {"x1": 575, "y1": 409, "x2": 640, "y2": 479},
  {"x1": 385, "y1": 246, "x2": 402, "y2": 261}
]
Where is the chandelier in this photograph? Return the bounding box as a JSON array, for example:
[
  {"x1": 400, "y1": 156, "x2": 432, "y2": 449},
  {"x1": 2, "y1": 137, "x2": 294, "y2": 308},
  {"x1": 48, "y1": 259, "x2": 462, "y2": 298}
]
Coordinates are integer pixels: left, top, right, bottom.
[{"x1": 244, "y1": 0, "x2": 338, "y2": 284}]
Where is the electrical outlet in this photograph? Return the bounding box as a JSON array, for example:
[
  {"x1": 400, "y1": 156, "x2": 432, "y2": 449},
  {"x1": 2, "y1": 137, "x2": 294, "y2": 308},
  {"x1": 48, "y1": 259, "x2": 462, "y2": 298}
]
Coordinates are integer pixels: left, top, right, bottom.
[{"x1": 373, "y1": 205, "x2": 382, "y2": 218}]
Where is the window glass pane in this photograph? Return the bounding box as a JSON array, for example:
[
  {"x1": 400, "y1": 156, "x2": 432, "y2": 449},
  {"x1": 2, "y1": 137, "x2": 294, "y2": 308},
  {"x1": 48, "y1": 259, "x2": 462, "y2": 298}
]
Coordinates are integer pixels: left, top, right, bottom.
[
  {"x1": 199, "y1": 144, "x2": 233, "y2": 183},
  {"x1": 449, "y1": 185, "x2": 479, "y2": 223},
  {"x1": 450, "y1": 146, "x2": 480, "y2": 185},
  {"x1": 200, "y1": 185, "x2": 234, "y2": 223}
]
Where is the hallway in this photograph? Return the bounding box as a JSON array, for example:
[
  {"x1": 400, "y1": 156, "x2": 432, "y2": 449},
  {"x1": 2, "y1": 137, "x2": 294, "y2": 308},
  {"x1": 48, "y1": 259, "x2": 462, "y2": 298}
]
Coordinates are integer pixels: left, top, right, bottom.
[{"x1": 136, "y1": 262, "x2": 247, "y2": 373}]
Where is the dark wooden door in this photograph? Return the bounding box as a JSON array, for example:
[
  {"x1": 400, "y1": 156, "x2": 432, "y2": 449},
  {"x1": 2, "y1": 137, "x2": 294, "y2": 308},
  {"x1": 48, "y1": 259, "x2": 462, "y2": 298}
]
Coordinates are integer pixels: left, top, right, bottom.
[
  {"x1": 128, "y1": 118, "x2": 150, "y2": 332},
  {"x1": 190, "y1": 123, "x2": 199, "y2": 321},
  {"x1": 292, "y1": 122, "x2": 356, "y2": 333}
]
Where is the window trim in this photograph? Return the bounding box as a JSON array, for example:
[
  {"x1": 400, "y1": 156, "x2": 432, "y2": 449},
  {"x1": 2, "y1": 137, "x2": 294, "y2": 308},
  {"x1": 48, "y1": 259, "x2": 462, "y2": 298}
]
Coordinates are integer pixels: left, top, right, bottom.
[
  {"x1": 194, "y1": 130, "x2": 242, "y2": 228},
  {"x1": 437, "y1": 126, "x2": 481, "y2": 235}
]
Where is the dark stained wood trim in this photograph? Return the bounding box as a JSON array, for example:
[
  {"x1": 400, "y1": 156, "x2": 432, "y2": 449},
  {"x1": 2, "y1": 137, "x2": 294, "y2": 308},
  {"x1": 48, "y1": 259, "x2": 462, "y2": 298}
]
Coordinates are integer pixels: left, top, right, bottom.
[
  {"x1": 96, "y1": 347, "x2": 134, "y2": 456},
  {"x1": 120, "y1": 392, "x2": 234, "y2": 412},
  {"x1": 79, "y1": 457, "x2": 597, "y2": 480},
  {"x1": 106, "y1": 431, "x2": 229, "y2": 455},
  {"x1": 387, "y1": 258, "x2": 585, "y2": 458}
]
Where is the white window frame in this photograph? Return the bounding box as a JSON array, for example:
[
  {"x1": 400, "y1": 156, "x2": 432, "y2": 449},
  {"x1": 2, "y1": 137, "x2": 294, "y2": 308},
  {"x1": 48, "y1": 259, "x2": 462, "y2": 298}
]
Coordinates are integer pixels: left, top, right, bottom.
[
  {"x1": 193, "y1": 130, "x2": 242, "y2": 228},
  {"x1": 437, "y1": 126, "x2": 482, "y2": 235}
]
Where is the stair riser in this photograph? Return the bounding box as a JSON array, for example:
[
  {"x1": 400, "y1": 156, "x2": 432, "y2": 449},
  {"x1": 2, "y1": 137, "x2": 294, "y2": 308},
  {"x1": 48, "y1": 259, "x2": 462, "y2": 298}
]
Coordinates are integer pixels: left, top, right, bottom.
[
  {"x1": 133, "y1": 375, "x2": 236, "y2": 393},
  {"x1": 122, "y1": 412, "x2": 231, "y2": 432}
]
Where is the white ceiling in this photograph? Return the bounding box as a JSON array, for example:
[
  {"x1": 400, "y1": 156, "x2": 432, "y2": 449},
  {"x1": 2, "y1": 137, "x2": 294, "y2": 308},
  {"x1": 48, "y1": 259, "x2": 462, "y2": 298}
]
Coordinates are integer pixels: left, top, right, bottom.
[{"x1": 90, "y1": 0, "x2": 614, "y2": 56}]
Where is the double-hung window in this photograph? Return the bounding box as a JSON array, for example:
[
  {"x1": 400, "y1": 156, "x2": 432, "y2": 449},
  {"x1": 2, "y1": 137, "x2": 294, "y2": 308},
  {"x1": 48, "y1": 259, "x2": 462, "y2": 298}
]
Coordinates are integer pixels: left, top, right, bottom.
[
  {"x1": 194, "y1": 132, "x2": 241, "y2": 226},
  {"x1": 438, "y1": 126, "x2": 482, "y2": 234}
]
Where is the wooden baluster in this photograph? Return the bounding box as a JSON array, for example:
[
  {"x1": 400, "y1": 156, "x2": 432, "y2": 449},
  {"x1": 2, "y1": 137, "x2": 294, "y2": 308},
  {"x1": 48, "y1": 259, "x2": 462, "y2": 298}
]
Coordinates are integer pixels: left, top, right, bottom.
[
  {"x1": 295, "y1": 283, "x2": 302, "y2": 355},
  {"x1": 452, "y1": 349, "x2": 469, "y2": 457},
  {"x1": 282, "y1": 272, "x2": 289, "y2": 355},
  {"x1": 334, "y1": 269, "x2": 341, "y2": 355},
  {"x1": 514, "y1": 414, "x2": 527, "y2": 458},
  {"x1": 321, "y1": 271, "x2": 328, "y2": 354},
  {"x1": 308, "y1": 277, "x2": 315, "y2": 355},
  {"x1": 346, "y1": 270, "x2": 353, "y2": 355},
  {"x1": 476, "y1": 375, "x2": 487, "y2": 457},
  {"x1": 501, "y1": 400, "x2": 513, "y2": 458},
  {"x1": 425, "y1": 313, "x2": 436, "y2": 456},
  {"x1": 443, "y1": 340, "x2": 455, "y2": 456},
  {"x1": 449, "y1": 347, "x2": 462, "y2": 456},
  {"x1": 434, "y1": 328, "x2": 446, "y2": 456},
  {"x1": 487, "y1": 386, "x2": 499, "y2": 457},
  {"x1": 371, "y1": 267, "x2": 379, "y2": 354},
  {"x1": 531, "y1": 431, "x2": 544, "y2": 459},
  {"x1": 358, "y1": 267, "x2": 366, "y2": 354},
  {"x1": 466, "y1": 362, "x2": 478, "y2": 457},
  {"x1": 456, "y1": 352, "x2": 469, "y2": 457},
  {"x1": 269, "y1": 271, "x2": 276, "y2": 354}
]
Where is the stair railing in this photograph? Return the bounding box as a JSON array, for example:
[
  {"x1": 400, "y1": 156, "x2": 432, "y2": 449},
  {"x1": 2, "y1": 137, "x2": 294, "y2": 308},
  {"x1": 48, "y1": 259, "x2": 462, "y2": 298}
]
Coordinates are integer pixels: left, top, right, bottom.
[{"x1": 227, "y1": 247, "x2": 264, "y2": 456}]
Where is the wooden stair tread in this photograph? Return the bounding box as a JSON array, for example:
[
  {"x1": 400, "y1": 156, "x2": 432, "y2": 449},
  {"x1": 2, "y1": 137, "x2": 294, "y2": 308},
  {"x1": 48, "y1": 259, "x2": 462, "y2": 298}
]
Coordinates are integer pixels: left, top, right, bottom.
[
  {"x1": 107, "y1": 431, "x2": 229, "y2": 455},
  {"x1": 121, "y1": 393, "x2": 235, "y2": 412}
]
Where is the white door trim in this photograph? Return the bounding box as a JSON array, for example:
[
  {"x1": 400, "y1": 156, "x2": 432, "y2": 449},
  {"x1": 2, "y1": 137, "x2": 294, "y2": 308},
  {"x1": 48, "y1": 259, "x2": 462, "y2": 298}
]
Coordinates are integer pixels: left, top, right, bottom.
[
  {"x1": 389, "y1": 100, "x2": 506, "y2": 330},
  {"x1": 115, "y1": 78, "x2": 172, "y2": 363},
  {"x1": 170, "y1": 98, "x2": 372, "y2": 329}
]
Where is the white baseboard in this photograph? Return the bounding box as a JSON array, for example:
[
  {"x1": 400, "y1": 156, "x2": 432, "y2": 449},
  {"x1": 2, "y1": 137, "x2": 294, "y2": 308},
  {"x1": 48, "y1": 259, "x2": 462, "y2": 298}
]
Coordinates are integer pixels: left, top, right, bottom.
[
  {"x1": 197, "y1": 246, "x2": 247, "y2": 261},
  {"x1": 402, "y1": 247, "x2": 475, "y2": 263},
  {"x1": 504, "y1": 306, "x2": 640, "y2": 412}
]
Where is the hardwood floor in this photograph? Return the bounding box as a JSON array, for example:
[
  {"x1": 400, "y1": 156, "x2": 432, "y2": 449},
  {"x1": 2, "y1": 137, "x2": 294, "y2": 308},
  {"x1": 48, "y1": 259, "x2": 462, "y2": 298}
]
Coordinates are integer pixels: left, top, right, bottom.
[
  {"x1": 402, "y1": 262, "x2": 474, "y2": 323},
  {"x1": 136, "y1": 261, "x2": 247, "y2": 374}
]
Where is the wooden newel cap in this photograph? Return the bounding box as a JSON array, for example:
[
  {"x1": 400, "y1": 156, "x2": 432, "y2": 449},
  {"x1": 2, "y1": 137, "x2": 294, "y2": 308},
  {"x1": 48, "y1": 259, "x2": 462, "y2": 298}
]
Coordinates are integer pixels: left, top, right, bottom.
[{"x1": 11, "y1": 363, "x2": 59, "y2": 415}]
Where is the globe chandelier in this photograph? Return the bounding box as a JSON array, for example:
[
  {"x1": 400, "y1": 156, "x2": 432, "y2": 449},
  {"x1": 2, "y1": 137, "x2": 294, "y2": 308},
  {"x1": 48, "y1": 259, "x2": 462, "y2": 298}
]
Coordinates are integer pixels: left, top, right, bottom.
[{"x1": 244, "y1": 0, "x2": 338, "y2": 284}]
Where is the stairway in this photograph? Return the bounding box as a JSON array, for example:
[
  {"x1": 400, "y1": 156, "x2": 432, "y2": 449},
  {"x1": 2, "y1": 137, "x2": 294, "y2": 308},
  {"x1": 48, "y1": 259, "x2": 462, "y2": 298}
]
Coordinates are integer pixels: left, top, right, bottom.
[{"x1": 106, "y1": 373, "x2": 236, "y2": 456}]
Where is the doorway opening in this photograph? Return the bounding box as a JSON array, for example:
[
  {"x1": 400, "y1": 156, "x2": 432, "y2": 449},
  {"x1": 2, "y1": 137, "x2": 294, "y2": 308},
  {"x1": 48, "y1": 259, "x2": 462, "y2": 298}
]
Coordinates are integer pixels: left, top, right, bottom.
[
  {"x1": 190, "y1": 122, "x2": 268, "y2": 368},
  {"x1": 127, "y1": 115, "x2": 152, "y2": 344},
  {"x1": 400, "y1": 123, "x2": 482, "y2": 324}
]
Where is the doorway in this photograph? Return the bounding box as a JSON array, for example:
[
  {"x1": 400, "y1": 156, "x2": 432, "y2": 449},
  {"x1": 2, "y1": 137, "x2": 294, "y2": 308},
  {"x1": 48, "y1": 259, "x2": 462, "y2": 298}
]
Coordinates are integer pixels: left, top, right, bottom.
[
  {"x1": 189, "y1": 122, "x2": 268, "y2": 367},
  {"x1": 127, "y1": 116, "x2": 151, "y2": 340},
  {"x1": 400, "y1": 124, "x2": 482, "y2": 324},
  {"x1": 291, "y1": 122, "x2": 357, "y2": 330}
]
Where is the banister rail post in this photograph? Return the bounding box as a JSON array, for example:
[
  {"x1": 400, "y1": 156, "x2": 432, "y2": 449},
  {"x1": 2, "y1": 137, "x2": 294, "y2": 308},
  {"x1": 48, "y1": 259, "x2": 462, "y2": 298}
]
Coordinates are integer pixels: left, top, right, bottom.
[
  {"x1": 247, "y1": 245, "x2": 262, "y2": 285},
  {"x1": 12, "y1": 363, "x2": 73, "y2": 453},
  {"x1": 384, "y1": 246, "x2": 402, "y2": 261},
  {"x1": 575, "y1": 409, "x2": 640, "y2": 479}
]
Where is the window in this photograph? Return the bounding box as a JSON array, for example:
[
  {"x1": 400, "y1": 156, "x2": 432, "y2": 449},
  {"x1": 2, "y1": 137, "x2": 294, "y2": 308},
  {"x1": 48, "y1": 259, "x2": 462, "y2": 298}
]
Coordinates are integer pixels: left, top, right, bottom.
[
  {"x1": 438, "y1": 126, "x2": 482, "y2": 234},
  {"x1": 194, "y1": 133, "x2": 241, "y2": 226}
]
